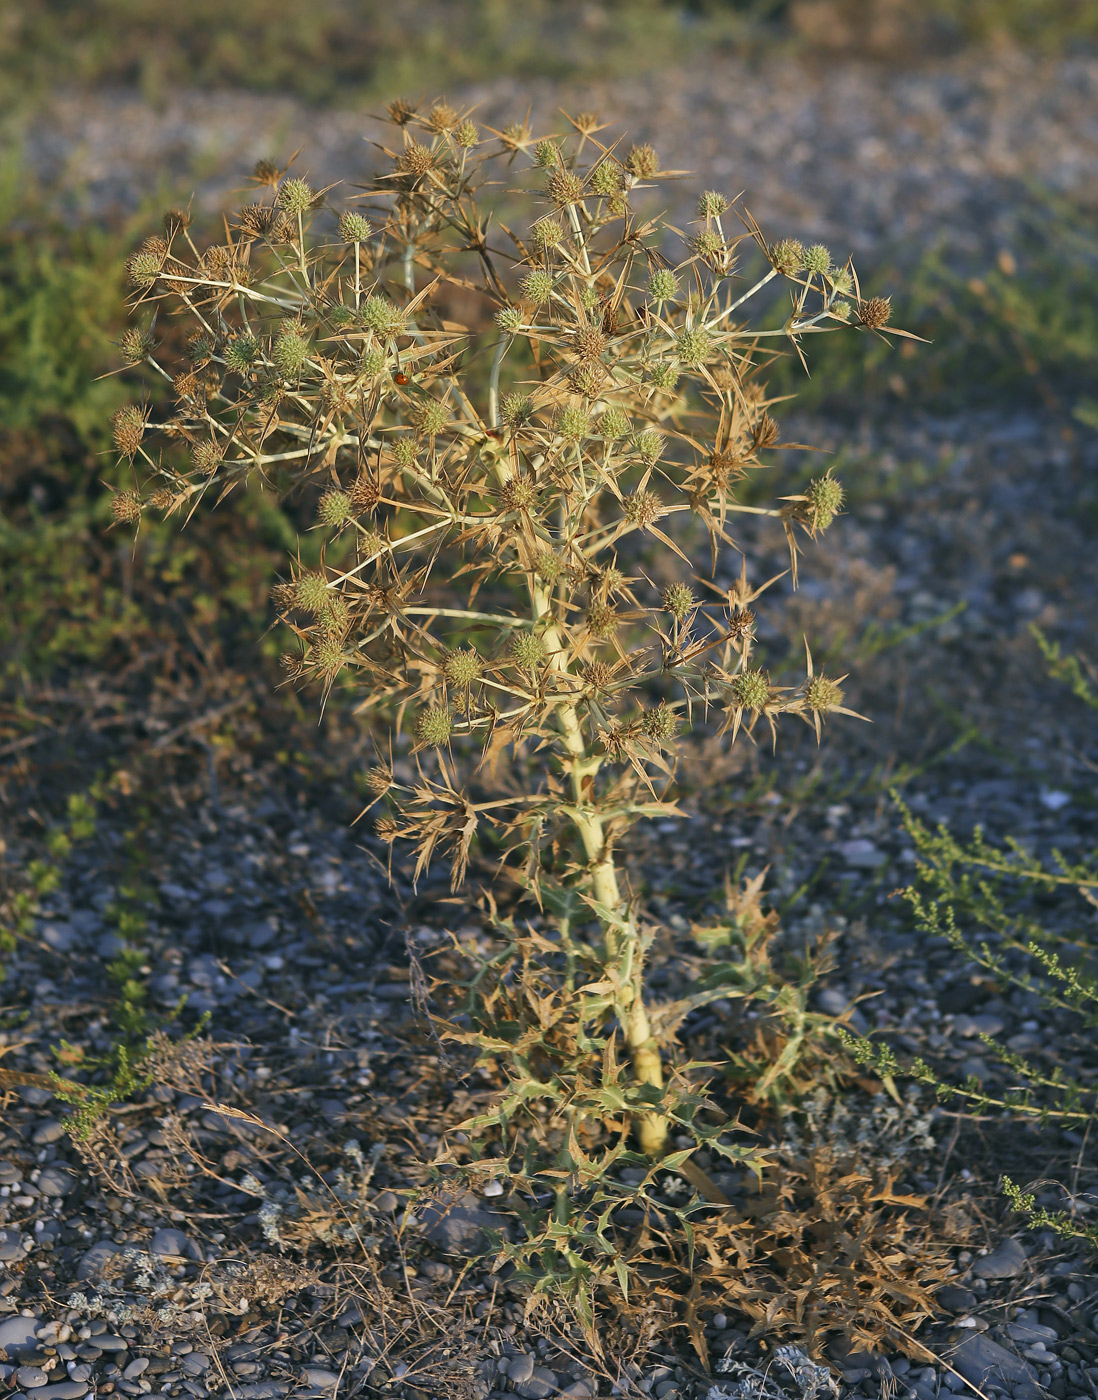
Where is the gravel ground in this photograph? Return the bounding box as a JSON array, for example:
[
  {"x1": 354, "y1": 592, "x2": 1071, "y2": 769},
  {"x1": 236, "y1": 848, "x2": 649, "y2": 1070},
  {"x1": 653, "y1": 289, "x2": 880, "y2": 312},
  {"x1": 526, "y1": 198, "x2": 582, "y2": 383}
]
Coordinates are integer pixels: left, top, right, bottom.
[{"x1": 3, "y1": 41, "x2": 1098, "y2": 1400}]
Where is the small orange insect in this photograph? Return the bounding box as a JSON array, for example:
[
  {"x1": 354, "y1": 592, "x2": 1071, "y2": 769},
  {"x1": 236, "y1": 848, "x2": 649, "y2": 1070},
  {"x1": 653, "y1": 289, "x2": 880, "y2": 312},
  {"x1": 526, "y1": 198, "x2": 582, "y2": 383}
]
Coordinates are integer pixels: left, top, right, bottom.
[{"x1": 392, "y1": 370, "x2": 409, "y2": 385}]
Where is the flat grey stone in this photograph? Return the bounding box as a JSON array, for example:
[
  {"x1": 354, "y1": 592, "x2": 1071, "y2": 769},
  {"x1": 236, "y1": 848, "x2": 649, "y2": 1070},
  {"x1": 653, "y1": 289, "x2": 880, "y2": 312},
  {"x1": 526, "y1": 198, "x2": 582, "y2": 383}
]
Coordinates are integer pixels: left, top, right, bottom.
[
  {"x1": 0, "y1": 1316, "x2": 40, "y2": 1353},
  {"x1": 841, "y1": 839, "x2": 887, "y2": 869},
  {"x1": 90, "y1": 1336, "x2": 128, "y2": 1352},
  {"x1": 233, "y1": 1385, "x2": 289, "y2": 1399},
  {"x1": 180, "y1": 1352, "x2": 210, "y2": 1375},
  {"x1": 15, "y1": 1367, "x2": 48, "y2": 1388},
  {"x1": 30, "y1": 1121, "x2": 65, "y2": 1147},
  {"x1": 123, "y1": 1359, "x2": 150, "y2": 1380},
  {"x1": 508, "y1": 1353, "x2": 535, "y2": 1385},
  {"x1": 417, "y1": 1190, "x2": 503, "y2": 1253},
  {"x1": 300, "y1": 1369, "x2": 338, "y2": 1389},
  {"x1": 39, "y1": 924, "x2": 76, "y2": 953},
  {"x1": 1007, "y1": 1321, "x2": 1058, "y2": 1345},
  {"x1": 35, "y1": 1383, "x2": 90, "y2": 1399},
  {"x1": 35, "y1": 1167, "x2": 74, "y2": 1198},
  {"x1": 150, "y1": 1227, "x2": 191, "y2": 1257},
  {"x1": 75, "y1": 1241, "x2": 118, "y2": 1280},
  {"x1": 971, "y1": 1237, "x2": 1027, "y2": 1279},
  {"x1": 0, "y1": 1230, "x2": 26, "y2": 1263},
  {"x1": 950, "y1": 1333, "x2": 1041, "y2": 1400},
  {"x1": 937, "y1": 1285, "x2": 978, "y2": 1312}
]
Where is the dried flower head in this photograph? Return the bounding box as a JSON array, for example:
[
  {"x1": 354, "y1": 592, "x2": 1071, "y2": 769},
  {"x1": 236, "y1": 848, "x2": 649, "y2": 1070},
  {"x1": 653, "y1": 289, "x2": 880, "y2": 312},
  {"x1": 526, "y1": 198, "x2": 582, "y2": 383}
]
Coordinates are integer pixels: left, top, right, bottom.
[
  {"x1": 589, "y1": 161, "x2": 623, "y2": 197},
  {"x1": 126, "y1": 237, "x2": 167, "y2": 289},
  {"x1": 586, "y1": 601, "x2": 619, "y2": 638},
  {"x1": 318, "y1": 489, "x2": 354, "y2": 527},
  {"x1": 111, "y1": 404, "x2": 149, "y2": 458},
  {"x1": 274, "y1": 324, "x2": 310, "y2": 378},
  {"x1": 350, "y1": 475, "x2": 380, "y2": 513},
  {"x1": 110, "y1": 490, "x2": 143, "y2": 525},
  {"x1": 118, "y1": 326, "x2": 155, "y2": 364},
  {"x1": 648, "y1": 268, "x2": 679, "y2": 303},
  {"x1": 415, "y1": 706, "x2": 453, "y2": 748},
  {"x1": 599, "y1": 406, "x2": 630, "y2": 440},
  {"x1": 496, "y1": 306, "x2": 523, "y2": 332},
  {"x1": 698, "y1": 190, "x2": 729, "y2": 218},
  {"x1": 443, "y1": 648, "x2": 482, "y2": 688},
  {"x1": 278, "y1": 178, "x2": 314, "y2": 215},
  {"x1": 804, "y1": 675, "x2": 844, "y2": 711},
  {"x1": 533, "y1": 217, "x2": 565, "y2": 249},
  {"x1": 511, "y1": 632, "x2": 546, "y2": 670},
  {"x1": 770, "y1": 238, "x2": 806, "y2": 276},
  {"x1": 339, "y1": 211, "x2": 372, "y2": 243},
  {"x1": 501, "y1": 393, "x2": 535, "y2": 428},
  {"x1": 663, "y1": 582, "x2": 695, "y2": 620},
  {"x1": 454, "y1": 120, "x2": 479, "y2": 149},
  {"x1": 731, "y1": 667, "x2": 772, "y2": 710},
  {"x1": 626, "y1": 144, "x2": 659, "y2": 180},
  {"x1": 567, "y1": 362, "x2": 605, "y2": 398},
  {"x1": 859, "y1": 296, "x2": 893, "y2": 330},
  {"x1": 676, "y1": 326, "x2": 712, "y2": 367},
  {"x1": 547, "y1": 168, "x2": 584, "y2": 207},
  {"x1": 520, "y1": 269, "x2": 554, "y2": 305}
]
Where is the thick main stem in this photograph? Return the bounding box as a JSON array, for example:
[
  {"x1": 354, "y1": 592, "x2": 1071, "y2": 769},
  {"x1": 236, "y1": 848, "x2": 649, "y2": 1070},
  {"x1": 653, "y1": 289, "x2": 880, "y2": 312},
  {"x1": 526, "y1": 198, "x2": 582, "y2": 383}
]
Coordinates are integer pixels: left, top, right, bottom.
[{"x1": 532, "y1": 585, "x2": 669, "y2": 1156}]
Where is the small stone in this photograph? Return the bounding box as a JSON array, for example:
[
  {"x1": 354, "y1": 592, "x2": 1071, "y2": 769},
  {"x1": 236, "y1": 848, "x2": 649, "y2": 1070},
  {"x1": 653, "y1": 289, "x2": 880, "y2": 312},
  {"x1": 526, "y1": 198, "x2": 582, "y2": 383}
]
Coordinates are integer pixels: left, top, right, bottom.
[
  {"x1": 508, "y1": 1353, "x2": 535, "y2": 1385},
  {"x1": 181, "y1": 1352, "x2": 210, "y2": 1375},
  {"x1": 35, "y1": 1167, "x2": 74, "y2": 1198},
  {"x1": 31, "y1": 1121, "x2": 65, "y2": 1146},
  {"x1": 482, "y1": 1179, "x2": 504, "y2": 1197},
  {"x1": 39, "y1": 924, "x2": 76, "y2": 953},
  {"x1": 0, "y1": 1316, "x2": 40, "y2": 1352},
  {"x1": 300, "y1": 1369, "x2": 338, "y2": 1390},
  {"x1": 561, "y1": 1384, "x2": 595, "y2": 1398},
  {"x1": 123, "y1": 1359, "x2": 150, "y2": 1380},
  {"x1": 36, "y1": 1384, "x2": 90, "y2": 1399},
  {"x1": 91, "y1": 1336, "x2": 128, "y2": 1353},
  {"x1": 16, "y1": 1367, "x2": 48, "y2": 1389},
  {"x1": 1008, "y1": 1321, "x2": 1059, "y2": 1345},
  {"x1": 150, "y1": 1227, "x2": 191, "y2": 1257},
  {"x1": 840, "y1": 839, "x2": 886, "y2": 869},
  {"x1": 0, "y1": 1230, "x2": 26, "y2": 1262},
  {"x1": 372, "y1": 1191, "x2": 399, "y2": 1214},
  {"x1": 711, "y1": 1313, "x2": 728, "y2": 1331},
  {"x1": 75, "y1": 1240, "x2": 118, "y2": 1280},
  {"x1": 937, "y1": 1286, "x2": 977, "y2": 1313},
  {"x1": 951, "y1": 1333, "x2": 1041, "y2": 1400},
  {"x1": 971, "y1": 1237, "x2": 1027, "y2": 1279}
]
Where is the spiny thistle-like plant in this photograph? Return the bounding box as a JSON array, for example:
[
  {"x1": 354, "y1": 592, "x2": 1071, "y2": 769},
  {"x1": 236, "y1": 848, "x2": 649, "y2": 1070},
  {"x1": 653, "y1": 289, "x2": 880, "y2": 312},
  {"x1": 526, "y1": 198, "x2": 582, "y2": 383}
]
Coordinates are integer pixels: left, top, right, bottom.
[{"x1": 110, "y1": 105, "x2": 909, "y2": 1189}]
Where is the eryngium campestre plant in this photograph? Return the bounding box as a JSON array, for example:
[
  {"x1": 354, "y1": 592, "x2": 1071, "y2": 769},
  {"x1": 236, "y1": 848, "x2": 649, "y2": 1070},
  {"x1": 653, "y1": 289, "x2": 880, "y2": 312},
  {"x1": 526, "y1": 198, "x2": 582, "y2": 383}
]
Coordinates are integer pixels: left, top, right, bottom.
[{"x1": 112, "y1": 105, "x2": 908, "y2": 1164}]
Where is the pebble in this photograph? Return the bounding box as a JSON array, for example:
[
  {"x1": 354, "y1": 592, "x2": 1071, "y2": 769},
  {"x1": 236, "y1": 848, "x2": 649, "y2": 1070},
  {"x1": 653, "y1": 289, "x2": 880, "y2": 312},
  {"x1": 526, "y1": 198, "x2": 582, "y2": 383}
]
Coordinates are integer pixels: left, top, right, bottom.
[
  {"x1": 508, "y1": 1353, "x2": 536, "y2": 1385},
  {"x1": 35, "y1": 1384, "x2": 89, "y2": 1399},
  {"x1": 30, "y1": 1121, "x2": 65, "y2": 1147},
  {"x1": 300, "y1": 1369, "x2": 338, "y2": 1390},
  {"x1": 34, "y1": 1167, "x2": 74, "y2": 1198},
  {"x1": 951, "y1": 1332, "x2": 1041, "y2": 1400},
  {"x1": 123, "y1": 1359, "x2": 150, "y2": 1380},
  {"x1": 75, "y1": 1241, "x2": 118, "y2": 1280},
  {"x1": 16, "y1": 1367, "x2": 48, "y2": 1388},
  {"x1": 180, "y1": 1352, "x2": 210, "y2": 1375},
  {"x1": 150, "y1": 1227, "x2": 192, "y2": 1257},
  {"x1": 0, "y1": 1317, "x2": 41, "y2": 1353},
  {"x1": 971, "y1": 1237, "x2": 1027, "y2": 1279},
  {"x1": 840, "y1": 839, "x2": 887, "y2": 869},
  {"x1": 0, "y1": 1231, "x2": 26, "y2": 1262}
]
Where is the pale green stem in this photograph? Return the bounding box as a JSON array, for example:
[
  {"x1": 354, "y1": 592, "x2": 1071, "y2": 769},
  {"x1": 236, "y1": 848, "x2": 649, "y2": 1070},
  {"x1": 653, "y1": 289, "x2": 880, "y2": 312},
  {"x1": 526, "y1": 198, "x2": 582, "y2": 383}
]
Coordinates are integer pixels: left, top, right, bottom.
[
  {"x1": 529, "y1": 580, "x2": 668, "y2": 1155},
  {"x1": 488, "y1": 335, "x2": 508, "y2": 429}
]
